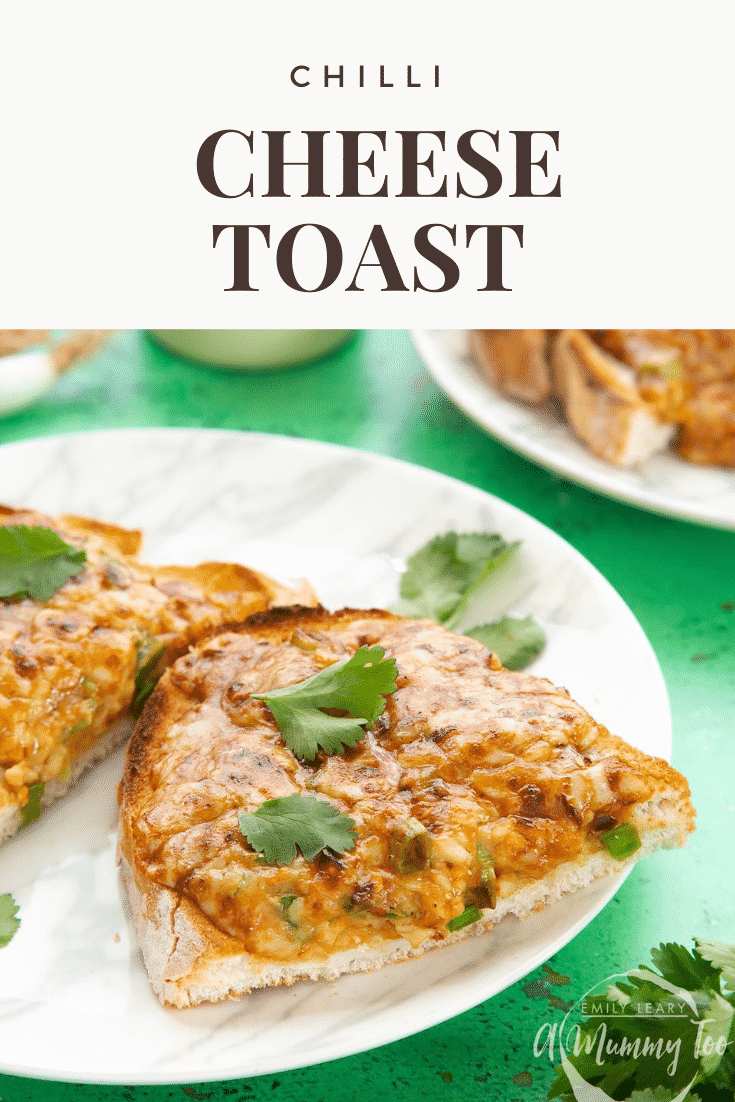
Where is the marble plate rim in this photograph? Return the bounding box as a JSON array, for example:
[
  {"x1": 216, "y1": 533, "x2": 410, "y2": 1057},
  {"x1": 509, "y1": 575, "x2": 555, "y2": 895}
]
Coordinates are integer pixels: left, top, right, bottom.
[
  {"x1": 412, "y1": 328, "x2": 735, "y2": 531},
  {"x1": 0, "y1": 427, "x2": 670, "y2": 1085}
]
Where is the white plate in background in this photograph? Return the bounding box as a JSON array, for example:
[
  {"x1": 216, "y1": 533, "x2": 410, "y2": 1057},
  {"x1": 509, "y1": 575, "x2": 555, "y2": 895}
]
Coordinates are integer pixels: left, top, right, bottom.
[
  {"x1": 412, "y1": 328, "x2": 735, "y2": 530},
  {"x1": 0, "y1": 428, "x2": 671, "y2": 1084}
]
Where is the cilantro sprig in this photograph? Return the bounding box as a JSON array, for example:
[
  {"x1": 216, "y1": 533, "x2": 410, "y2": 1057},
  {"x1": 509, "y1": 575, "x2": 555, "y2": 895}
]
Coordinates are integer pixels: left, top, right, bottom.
[
  {"x1": 394, "y1": 531, "x2": 546, "y2": 671},
  {"x1": 0, "y1": 893, "x2": 20, "y2": 948},
  {"x1": 254, "y1": 645, "x2": 397, "y2": 762},
  {"x1": 238, "y1": 794, "x2": 357, "y2": 866},
  {"x1": 393, "y1": 531, "x2": 519, "y2": 629},
  {"x1": 549, "y1": 938, "x2": 735, "y2": 1101},
  {"x1": 0, "y1": 525, "x2": 87, "y2": 601},
  {"x1": 466, "y1": 615, "x2": 546, "y2": 671}
]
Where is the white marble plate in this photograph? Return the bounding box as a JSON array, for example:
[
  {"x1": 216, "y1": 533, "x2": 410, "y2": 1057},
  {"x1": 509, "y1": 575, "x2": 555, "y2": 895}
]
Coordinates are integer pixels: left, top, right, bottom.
[
  {"x1": 413, "y1": 329, "x2": 735, "y2": 530},
  {"x1": 0, "y1": 429, "x2": 671, "y2": 1085}
]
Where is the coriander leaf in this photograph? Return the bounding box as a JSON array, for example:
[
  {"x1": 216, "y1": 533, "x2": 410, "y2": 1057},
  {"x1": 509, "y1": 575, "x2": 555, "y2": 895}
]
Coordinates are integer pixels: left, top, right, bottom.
[
  {"x1": 651, "y1": 942, "x2": 722, "y2": 993},
  {"x1": 238, "y1": 794, "x2": 357, "y2": 866},
  {"x1": 0, "y1": 893, "x2": 20, "y2": 948},
  {"x1": 692, "y1": 1085, "x2": 735, "y2": 1101},
  {"x1": 253, "y1": 645, "x2": 397, "y2": 762},
  {"x1": 696, "y1": 993, "x2": 735, "y2": 1078},
  {"x1": 627, "y1": 1090, "x2": 680, "y2": 1101},
  {"x1": 392, "y1": 531, "x2": 519, "y2": 629},
  {"x1": 0, "y1": 525, "x2": 87, "y2": 601},
  {"x1": 697, "y1": 940, "x2": 735, "y2": 993},
  {"x1": 548, "y1": 939, "x2": 735, "y2": 1102},
  {"x1": 465, "y1": 614, "x2": 546, "y2": 670}
]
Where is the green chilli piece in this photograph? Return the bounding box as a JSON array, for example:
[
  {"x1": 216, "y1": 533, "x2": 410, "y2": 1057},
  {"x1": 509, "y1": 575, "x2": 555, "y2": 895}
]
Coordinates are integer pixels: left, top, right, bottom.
[
  {"x1": 278, "y1": 894, "x2": 299, "y2": 927},
  {"x1": 465, "y1": 842, "x2": 497, "y2": 910},
  {"x1": 447, "y1": 904, "x2": 483, "y2": 932},
  {"x1": 21, "y1": 782, "x2": 44, "y2": 827},
  {"x1": 600, "y1": 822, "x2": 641, "y2": 859},
  {"x1": 388, "y1": 818, "x2": 432, "y2": 875},
  {"x1": 133, "y1": 635, "x2": 166, "y2": 717}
]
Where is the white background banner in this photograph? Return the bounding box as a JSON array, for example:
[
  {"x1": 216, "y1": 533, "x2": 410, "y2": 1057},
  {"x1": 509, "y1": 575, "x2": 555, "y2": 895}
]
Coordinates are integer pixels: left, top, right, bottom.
[{"x1": 0, "y1": 0, "x2": 732, "y2": 326}]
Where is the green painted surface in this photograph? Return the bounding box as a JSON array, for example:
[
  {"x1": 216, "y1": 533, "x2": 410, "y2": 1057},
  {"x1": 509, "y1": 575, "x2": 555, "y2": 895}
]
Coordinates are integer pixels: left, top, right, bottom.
[{"x1": 0, "y1": 329, "x2": 732, "y2": 1102}]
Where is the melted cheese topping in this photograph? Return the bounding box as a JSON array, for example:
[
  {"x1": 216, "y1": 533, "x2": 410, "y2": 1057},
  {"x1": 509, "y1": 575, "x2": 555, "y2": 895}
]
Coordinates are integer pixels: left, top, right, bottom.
[
  {"x1": 0, "y1": 511, "x2": 283, "y2": 814},
  {"x1": 128, "y1": 615, "x2": 660, "y2": 963}
]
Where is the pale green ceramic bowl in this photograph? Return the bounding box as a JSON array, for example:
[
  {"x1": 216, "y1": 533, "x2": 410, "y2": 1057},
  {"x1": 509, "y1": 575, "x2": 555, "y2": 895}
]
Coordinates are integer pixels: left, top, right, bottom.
[{"x1": 148, "y1": 330, "x2": 355, "y2": 370}]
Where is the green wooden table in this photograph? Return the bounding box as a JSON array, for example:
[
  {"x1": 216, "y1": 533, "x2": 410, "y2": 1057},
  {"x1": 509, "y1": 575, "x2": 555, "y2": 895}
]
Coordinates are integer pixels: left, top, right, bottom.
[{"x1": 1, "y1": 330, "x2": 732, "y2": 1102}]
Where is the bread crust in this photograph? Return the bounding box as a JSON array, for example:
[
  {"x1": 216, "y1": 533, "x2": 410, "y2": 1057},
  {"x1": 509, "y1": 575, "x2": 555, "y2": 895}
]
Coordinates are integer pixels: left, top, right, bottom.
[{"x1": 119, "y1": 607, "x2": 694, "y2": 1008}]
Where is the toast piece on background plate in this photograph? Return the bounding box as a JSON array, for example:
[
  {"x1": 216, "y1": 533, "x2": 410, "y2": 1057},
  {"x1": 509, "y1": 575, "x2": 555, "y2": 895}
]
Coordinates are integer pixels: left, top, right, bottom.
[
  {"x1": 0, "y1": 506, "x2": 317, "y2": 844},
  {"x1": 552, "y1": 330, "x2": 676, "y2": 466},
  {"x1": 471, "y1": 330, "x2": 553, "y2": 403},
  {"x1": 472, "y1": 327, "x2": 735, "y2": 467},
  {"x1": 119, "y1": 605, "x2": 694, "y2": 1008}
]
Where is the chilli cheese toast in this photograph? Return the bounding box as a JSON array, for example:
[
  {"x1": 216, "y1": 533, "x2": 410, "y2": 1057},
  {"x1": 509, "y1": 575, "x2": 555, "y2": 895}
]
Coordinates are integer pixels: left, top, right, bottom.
[
  {"x1": 0, "y1": 506, "x2": 317, "y2": 844},
  {"x1": 118, "y1": 606, "x2": 694, "y2": 1008},
  {"x1": 472, "y1": 328, "x2": 735, "y2": 467}
]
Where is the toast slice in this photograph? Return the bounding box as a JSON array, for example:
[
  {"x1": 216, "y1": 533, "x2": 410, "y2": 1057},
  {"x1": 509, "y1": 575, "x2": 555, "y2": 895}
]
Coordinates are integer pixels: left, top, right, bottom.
[
  {"x1": 471, "y1": 329, "x2": 553, "y2": 403},
  {"x1": 118, "y1": 606, "x2": 694, "y2": 1008},
  {"x1": 473, "y1": 328, "x2": 735, "y2": 467},
  {"x1": 596, "y1": 329, "x2": 735, "y2": 466},
  {"x1": 552, "y1": 330, "x2": 676, "y2": 466},
  {"x1": 0, "y1": 506, "x2": 317, "y2": 844}
]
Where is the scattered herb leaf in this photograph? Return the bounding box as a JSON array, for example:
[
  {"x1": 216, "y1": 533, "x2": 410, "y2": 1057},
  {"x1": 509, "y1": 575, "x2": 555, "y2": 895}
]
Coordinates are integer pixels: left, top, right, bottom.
[
  {"x1": 465, "y1": 615, "x2": 546, "y2": 670},
  {"x1": 21, "y1": 782, "x2": 44, "y2": 826},
  {"x1": 652, "y1": 942, "x2": 722, "y2": 993},
  {"x1": 0, "y1": 526, "x2": 87, "y2": 601},
  {"x1": 626, "y1": 1090, "x2": 681, "y2": 1101},
  {"x1": 238, "y1": 794, "x2": 357, "y2": 866},
  {"x1": 696, "y1": 940, "x2": 735, "y2": 993},
  {"x1": 393, "y1": 531, "x2": 545, "y2": 670},
  {"x1": 0, "y1": 893, "x2": 20, "y2": 948},
  {"x1": 548, "y1": 938, "x2": 735, "y2": 1101},
  {"x1": 393, "y1": 531, "x2": 519, "y2": 629},
  {"x1": 254, "y1": 645, "x2": 397, "y2": 762}
]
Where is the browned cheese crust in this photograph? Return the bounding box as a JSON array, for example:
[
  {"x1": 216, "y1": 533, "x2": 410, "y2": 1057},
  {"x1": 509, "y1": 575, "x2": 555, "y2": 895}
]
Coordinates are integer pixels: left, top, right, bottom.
[
  {"x1": 119, "y1": 606, "x2": 694, "y2": 1006},
  {"x1": 0, "y1": 506, "x2": 317, "y2": 821}
]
